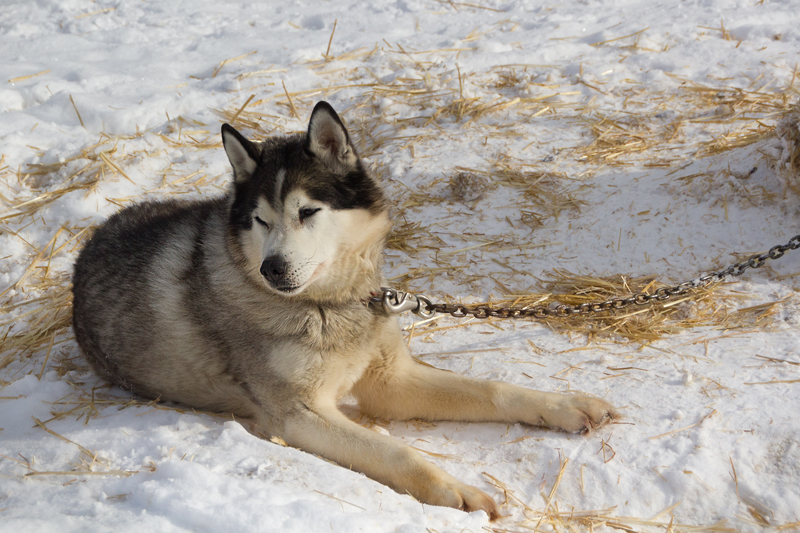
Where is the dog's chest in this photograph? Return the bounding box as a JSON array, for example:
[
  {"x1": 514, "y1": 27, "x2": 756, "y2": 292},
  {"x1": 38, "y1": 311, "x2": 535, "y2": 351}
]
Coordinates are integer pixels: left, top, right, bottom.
[
  {"x1": 266, "y1": 306, "x2": 385, "y2": 397},
  {"x1": 265, "y1": 299, "x2": 377, "y2": 350},
  {"x1": 316, "y1": 304, "x2": 377, "y2": 347}
]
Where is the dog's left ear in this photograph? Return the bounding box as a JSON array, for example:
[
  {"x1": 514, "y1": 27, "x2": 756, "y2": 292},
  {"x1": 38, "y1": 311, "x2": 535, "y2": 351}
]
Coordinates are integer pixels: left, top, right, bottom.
[
  {"x1": 306, "y1": 102, "x2": 358, "y2": 170},
  {"x1": 221, "y1": 123, "x2": 259, "y2": 183}
]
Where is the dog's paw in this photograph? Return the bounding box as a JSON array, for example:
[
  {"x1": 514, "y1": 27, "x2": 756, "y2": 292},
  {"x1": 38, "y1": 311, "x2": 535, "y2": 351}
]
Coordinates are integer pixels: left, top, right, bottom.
[
  {"x1": 456, "y1": 483, "x2": 501, "y2": 521},
  {"x1": 537, "y1": 393, "x2": 617, "y2": 434},
  {"x1": 421, "y1": 478, "x2": 501, "y2": 521}
]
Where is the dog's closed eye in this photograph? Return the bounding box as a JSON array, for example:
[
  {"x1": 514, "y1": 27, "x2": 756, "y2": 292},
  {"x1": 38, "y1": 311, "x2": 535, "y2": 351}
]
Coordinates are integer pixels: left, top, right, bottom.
[{"x1": 299, "y1": 207, "x2": 321, "y2": 222}]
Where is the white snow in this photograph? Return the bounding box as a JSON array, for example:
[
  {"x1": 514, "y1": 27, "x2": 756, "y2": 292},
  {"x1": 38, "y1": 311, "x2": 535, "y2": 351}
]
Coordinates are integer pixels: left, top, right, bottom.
[{"x1": 1, "y1": 0, "x2": 800, "y2": 531}]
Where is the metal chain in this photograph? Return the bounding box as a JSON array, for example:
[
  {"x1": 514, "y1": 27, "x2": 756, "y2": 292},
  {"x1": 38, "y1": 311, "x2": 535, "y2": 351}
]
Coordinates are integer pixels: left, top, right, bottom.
[{"x1": 371, "y1": 234, "x2": 800, "y2": 320}]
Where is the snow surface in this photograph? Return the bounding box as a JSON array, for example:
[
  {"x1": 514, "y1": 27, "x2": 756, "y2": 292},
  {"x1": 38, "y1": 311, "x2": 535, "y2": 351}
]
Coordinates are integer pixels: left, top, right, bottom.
[{"x1": 1, "y1": 0, "x2": 800, "y2": 531}]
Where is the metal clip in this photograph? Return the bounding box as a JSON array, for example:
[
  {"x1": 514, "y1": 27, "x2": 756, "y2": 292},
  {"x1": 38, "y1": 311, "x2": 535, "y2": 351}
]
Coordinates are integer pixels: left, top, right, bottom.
[{"x1": 370, "y1": 287, "x2": 435, "y2": 319}]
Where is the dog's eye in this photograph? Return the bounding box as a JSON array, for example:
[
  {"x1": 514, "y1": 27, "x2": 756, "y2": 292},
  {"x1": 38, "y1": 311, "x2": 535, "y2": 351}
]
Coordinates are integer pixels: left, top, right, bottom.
[
  {"x1": 299, "y1": 207, "x2": 321, "y2": 222},
  {"x1": 254, "y1": 216, "x2": 269, "y2": 229}
]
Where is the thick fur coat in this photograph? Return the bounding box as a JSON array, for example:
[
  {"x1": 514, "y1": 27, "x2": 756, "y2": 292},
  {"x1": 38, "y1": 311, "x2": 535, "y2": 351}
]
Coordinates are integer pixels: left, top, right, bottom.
[{"x1": 72, "y1": 102, "x2": 616, "y2": 519}]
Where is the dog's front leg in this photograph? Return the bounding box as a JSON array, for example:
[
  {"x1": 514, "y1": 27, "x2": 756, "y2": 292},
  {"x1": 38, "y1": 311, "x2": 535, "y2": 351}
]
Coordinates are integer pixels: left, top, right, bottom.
[
  {"x1": 358, "y1": 360, "x2": 616, "y2": 432},
  {"x1": 354, "y1": 324, "x2": 616, "y2": 433},
  {"x1": 275, "y1": 403, "x2": 500, "y2": 519}
]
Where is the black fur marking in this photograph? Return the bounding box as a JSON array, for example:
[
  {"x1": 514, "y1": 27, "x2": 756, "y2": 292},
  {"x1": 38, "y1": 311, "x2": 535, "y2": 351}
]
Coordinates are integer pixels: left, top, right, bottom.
[
  {"x1": 229, "y1": 179, "x2": 258, "y2": 231},
  {"x1": 303, "y1": 164, "x2": 384, "y2": 212},
  {"x1": 229, "y1": 135, "x2": 385, "y2": 218},
  {"x1": 224, "y1": 103, "x2": 387, "y2": 226}
]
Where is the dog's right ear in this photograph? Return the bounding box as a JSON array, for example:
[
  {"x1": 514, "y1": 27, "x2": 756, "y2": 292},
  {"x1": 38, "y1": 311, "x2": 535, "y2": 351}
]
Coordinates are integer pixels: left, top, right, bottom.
[{"x1": 221, "y1": 124, "x2": 259, "y2": 183}]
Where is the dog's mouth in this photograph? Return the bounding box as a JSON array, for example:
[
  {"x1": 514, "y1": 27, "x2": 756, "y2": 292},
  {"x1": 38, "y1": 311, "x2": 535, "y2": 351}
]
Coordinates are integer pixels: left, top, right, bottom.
[
  {"x1": 274, "y1": 284, "x2": 300, "y2": 293},
  {"x1": 261, "y1": 279, "x2": 303, "y2": 296}
]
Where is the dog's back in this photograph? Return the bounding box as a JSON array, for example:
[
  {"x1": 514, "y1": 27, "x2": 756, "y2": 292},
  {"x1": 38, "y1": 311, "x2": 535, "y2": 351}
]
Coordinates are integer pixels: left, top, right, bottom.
[{"x1": 72, "y1": 198, "x2": 244, "y2": 406}]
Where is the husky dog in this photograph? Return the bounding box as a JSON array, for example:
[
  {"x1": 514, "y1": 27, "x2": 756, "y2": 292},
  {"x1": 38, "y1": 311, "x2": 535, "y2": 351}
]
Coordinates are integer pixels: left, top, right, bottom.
[{"x1": 72, "y1": 102, "x2": 616, "y2": 519}]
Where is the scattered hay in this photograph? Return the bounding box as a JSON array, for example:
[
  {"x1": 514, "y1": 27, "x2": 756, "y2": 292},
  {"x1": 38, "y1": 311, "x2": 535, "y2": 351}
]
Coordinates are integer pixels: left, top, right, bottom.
[
  {"x1": 4, "y1": 141, "x2": 127, "y2": 219},
  {"x1": 483, "y1": 458, "x2": 743, "y2": 533},
  {"x1": 678, "y1": 80, "x2": 797, "y2": 158},
  {"x1": 775, "y1": 109, "x2": 800, "y2": 189},
  {"x1": 1, "y1": 31, "x2": 798, "y2": 529},
  {"x1": 386, "y1": 218, "x2": 445, "y2": 256},
  {"x1": 486, "y1": 159, "x2": 585, "y2": 219},
  {"x1": 577, "y1": 113, "x2": 653, "y2": 164},
  {"x1": 697, "y1": 126, "x2": 774, "y2": 158},
  {"x1": 448, "y1": 171, "x2": 491, "y2": 203},
  {"x1": 0, "y1": 278, "x2": 73, "y2": 376},
  {"x1": 438, "y1": 269, "x2": 759, "y2": 344}
]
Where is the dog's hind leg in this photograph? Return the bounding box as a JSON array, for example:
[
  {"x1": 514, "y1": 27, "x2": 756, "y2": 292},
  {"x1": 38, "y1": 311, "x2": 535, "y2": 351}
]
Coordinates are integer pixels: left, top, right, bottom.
[
  {"x1": 353, "y1": 327, "x2": 616, "y2": 433},
  {"x1": 276, "y1": 404, "x2": 501, "y2": 519}
]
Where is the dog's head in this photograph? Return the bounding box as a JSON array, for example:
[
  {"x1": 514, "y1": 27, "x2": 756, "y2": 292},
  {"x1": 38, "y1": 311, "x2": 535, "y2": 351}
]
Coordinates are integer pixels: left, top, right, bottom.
[{"x1": 222, "y1": 102, "x2": 391, "y2": 301}]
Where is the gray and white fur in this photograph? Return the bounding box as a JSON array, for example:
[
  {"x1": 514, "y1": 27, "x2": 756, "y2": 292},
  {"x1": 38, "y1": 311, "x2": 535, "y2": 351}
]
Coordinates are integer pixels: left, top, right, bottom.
[{"x1": 72, "y1": 102, "x2": 616, "y2": 519}]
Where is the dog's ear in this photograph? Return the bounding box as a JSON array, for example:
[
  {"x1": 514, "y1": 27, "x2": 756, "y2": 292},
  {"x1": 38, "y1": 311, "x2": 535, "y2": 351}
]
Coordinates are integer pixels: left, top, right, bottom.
[
  {"x1": 221, "y1": 124, "x2": 259, "y2": 183},
  {"x1": 306, "y1": 102, "x2": 358, "y2": 170}
]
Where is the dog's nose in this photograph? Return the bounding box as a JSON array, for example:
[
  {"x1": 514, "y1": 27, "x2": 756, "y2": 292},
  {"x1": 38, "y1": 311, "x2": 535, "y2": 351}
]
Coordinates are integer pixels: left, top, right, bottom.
[{"x1": 260, "y1": 256, "x2": 287, "y2": 284}]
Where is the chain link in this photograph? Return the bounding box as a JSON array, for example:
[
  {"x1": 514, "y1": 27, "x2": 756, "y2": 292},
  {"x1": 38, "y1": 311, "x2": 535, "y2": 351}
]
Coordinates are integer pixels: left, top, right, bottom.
[{"x1": 371, "y1": 234, "x2": 800, "y2": 320}]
